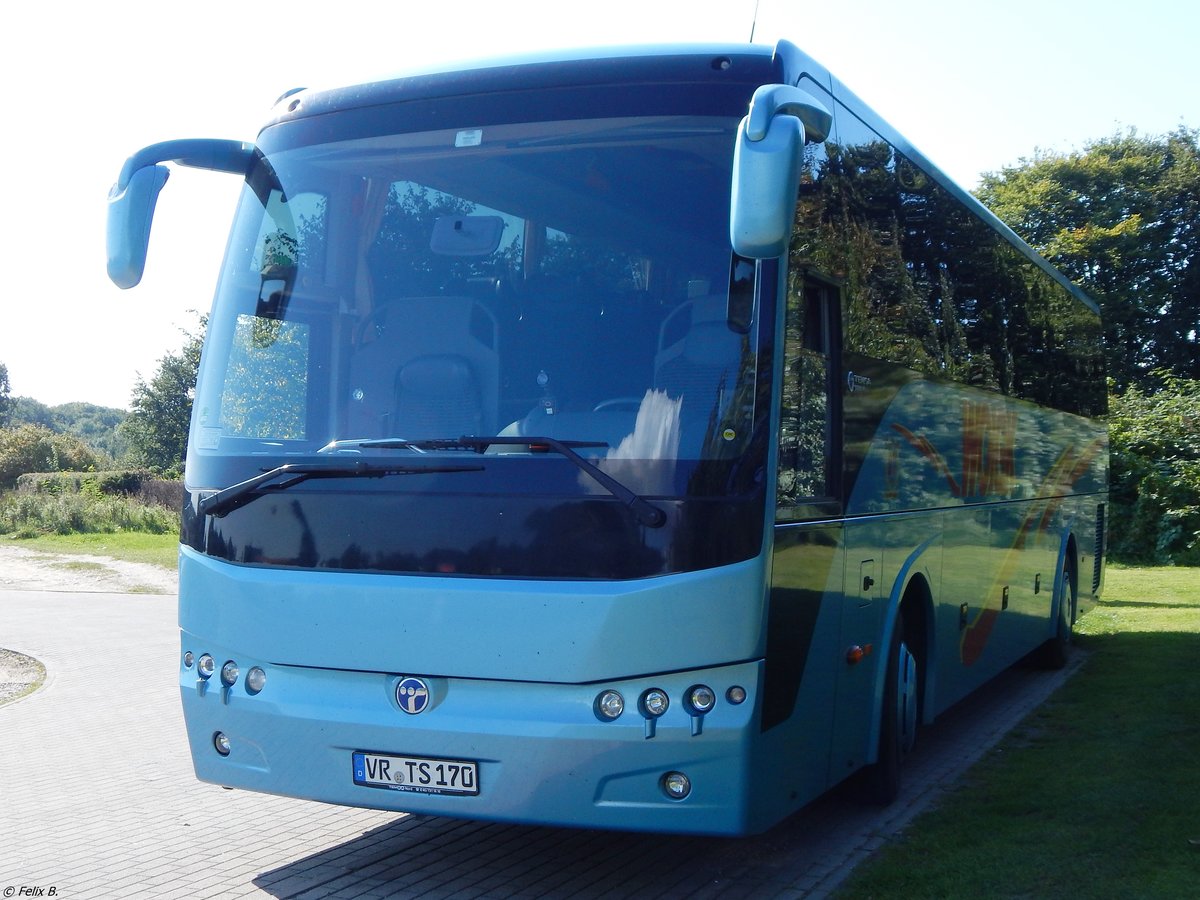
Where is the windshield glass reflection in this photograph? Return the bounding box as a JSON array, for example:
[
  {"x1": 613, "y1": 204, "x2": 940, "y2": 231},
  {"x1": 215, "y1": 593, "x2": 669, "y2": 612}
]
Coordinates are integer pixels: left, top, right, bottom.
[{"x1": 191, "y1": 115, "x2": 761, "y2": 498}]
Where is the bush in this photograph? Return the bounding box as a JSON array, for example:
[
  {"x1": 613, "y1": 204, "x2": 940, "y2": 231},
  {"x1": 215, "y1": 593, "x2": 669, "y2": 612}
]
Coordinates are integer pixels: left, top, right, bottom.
[
  {"x1": 14, "y1": 469, "x2": 183, "y2": 509},
  {"x1": 135, "y1": 479, "x2": 185, "y2": 510},
  {"x1": 0, "y1": 425, "x2": 107, "y2": 489},
  {"x1": 0, "y1": 491, "x2": 179, "y2": 538},
  {"x1": 1108, "y1": 373, "x2": 1200, "y2": 564},
  {"x1": 17, "y1": 469, "x2": 145, "y2": 496}
]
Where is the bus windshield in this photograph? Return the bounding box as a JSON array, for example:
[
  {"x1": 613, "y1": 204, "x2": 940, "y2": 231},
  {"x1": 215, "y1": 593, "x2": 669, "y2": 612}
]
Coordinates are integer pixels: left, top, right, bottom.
[{"x1": 189, "y1": 114, "x2": 761, "y2": 500}]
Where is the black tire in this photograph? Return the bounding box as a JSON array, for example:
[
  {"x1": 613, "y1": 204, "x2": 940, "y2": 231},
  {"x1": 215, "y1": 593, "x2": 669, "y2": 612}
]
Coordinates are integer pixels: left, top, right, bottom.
[
  {"x1": 1038, "y1": 556, "x2": 1076, "y2": 670},
  {"x1": 865, "y1": 614, "x2": 919, "y2": 804}
]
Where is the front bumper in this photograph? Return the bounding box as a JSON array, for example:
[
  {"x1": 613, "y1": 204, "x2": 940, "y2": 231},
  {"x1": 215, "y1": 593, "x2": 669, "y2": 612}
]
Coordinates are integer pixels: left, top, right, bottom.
[{"x1": 179, "y1": 636, "x2": 765, "y2": 835}]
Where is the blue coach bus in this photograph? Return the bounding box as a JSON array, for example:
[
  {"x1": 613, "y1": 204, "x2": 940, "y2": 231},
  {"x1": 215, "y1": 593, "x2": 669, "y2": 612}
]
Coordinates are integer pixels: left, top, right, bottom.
[{"x1": 107, "y1": 40, "x2": 1107, "y2": 835}]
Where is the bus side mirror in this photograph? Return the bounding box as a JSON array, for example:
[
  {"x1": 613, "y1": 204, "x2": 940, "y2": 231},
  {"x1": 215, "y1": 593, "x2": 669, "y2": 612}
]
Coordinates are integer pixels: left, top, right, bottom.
[
  {"x1": 730, "y1": 85, "x2": 832, "y2": 259},
  {"x1": 106, "y1": 138, "x2": 255, "y2": 289},
  {"x1": 107, "y1": 164, "x2": 170, "y2": 289}
]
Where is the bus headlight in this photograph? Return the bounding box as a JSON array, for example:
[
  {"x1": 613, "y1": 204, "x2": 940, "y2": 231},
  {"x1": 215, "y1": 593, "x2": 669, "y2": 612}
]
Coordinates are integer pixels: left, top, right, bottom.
[
  {"x1": 687, "y1": 685, "x2": 716, "y2": 715},
  {"x1": 213, "y1": 732, "x2": 231, "y2": 756},
  {"x1": 595, "y1": 689, "x2": 625, "y2": 720},
  {"x1": 246, "y1": 666, "x2": 267, "y2": 694},
  {"x1": 220, "y1": 661, "x2": 240, "y2": 687},
  {"x1": 640, "y1": 688, "x2": 670, "y2": 718},
  {"x1": 197, "y1": 654, "x2": 215, "y2": 680}
]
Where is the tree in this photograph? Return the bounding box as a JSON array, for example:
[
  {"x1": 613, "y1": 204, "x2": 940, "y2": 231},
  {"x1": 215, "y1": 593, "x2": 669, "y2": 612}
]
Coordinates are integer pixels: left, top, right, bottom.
[
  {"x1": 976, "y1": 128, "x2": 1200, "y2": 389},
  {"x1": 0, "y1": 362, "x2": 11, "y2": 428},
  {"x1": 8, "y1": 398, "x2": 128, "y2": 459},
  {"x1": 1107, "y1": 372, "x2": 1200, "y2": 564},
  {"x1": 120, "y1": 323, "x2": 204, "y2": 475},
  {"x1": 49, "y1": 402, "x2": 128, "y2": 460},
  {"x1": 9, "y1": 395, "x2": 54, "y2": 429}
]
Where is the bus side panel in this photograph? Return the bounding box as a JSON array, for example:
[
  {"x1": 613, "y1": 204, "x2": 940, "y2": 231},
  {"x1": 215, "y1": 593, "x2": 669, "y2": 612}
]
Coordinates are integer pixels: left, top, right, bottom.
[
  {"x1": 841, "y1": 511, "x2": 943, "y2": 776},
  {"x1": 827, "y1": 515, "x2": 887, "y2": 780},
  {"x1": 937, "y1": 504, "x2": 1006, "y2": 711},
  {"x1": 843, "y1": 372, "x2": 1107, "y2": 718},
  {"x1": 753, "y1": 522, "x2": 844, "y2": 826}
]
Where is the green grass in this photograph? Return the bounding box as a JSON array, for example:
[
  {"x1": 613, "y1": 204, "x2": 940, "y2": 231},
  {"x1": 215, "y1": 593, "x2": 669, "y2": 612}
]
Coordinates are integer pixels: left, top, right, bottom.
[
  {"x1": 0, "y1": 531, "x2": 179, "y2": 570},
  {"x1": 49, "y1": 560, "x2": 110, "y2": 574},
  {"x1": 0, "y1": 490, "x2": 178, "y2": 538},
  {"x1": 837, "y1": 565, "x2": 1200, "y2": 899}
]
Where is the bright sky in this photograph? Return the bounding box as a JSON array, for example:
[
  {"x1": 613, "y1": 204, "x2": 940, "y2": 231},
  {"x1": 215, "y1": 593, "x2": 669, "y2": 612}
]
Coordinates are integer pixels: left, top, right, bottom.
[{"x1": 1, "y1": 0, "x2": 1194, "y2": 410}]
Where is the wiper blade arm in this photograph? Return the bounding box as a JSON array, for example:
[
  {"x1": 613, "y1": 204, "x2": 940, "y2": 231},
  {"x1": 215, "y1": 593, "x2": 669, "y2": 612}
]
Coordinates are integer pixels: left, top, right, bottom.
[
  {"x1": 358, "y1": 436, "x2": 607, "y2": 453},
  {"x1": 440, "y1": 435, "x2": 667, "y2": 528},
  {"x1": 198, "y1": 460, "x2": 483, "y2": 518},
  {"x1": 309, "y1": 435, "x2": 667, "y2": 528}
]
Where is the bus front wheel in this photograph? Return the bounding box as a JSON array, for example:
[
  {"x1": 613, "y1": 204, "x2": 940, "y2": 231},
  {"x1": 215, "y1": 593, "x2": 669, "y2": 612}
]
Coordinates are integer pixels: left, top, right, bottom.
[{"x1": 866, "y1": 614, "x2": 919, "y2": 804}]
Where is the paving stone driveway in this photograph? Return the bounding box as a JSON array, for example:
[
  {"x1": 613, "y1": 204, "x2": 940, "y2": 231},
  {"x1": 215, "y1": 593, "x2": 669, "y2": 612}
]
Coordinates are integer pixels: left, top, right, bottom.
[{"x1": 0, "y1": 589, "x2": 1082, "y2": 899}]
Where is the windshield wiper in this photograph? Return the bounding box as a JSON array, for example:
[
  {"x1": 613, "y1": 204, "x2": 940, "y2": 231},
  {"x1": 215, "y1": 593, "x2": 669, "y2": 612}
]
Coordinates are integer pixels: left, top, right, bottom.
[
  {"x1": 358, "y1": 435, "x2": 667, "y2": 528},
  {"x1": 198, "y1": 460, "x2": 484, "y2": 518}
]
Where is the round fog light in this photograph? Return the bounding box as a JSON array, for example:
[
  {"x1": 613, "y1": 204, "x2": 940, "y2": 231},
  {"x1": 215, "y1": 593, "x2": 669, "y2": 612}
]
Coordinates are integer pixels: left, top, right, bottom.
[
  {"x1": 197, "y1": 654, "x2": 215, "y2": 679},
  {"x1": 220, "y1": 661, "x2": 240, "y2": 687},
  {"x1": 640, "y1": 688, "x2": 669, "y2": 718},
  {"x1": 246, "y1": 666, "x2": 267, "y2": 694},
  {"x1": 726, "y1": 685, "x2": 747, "y2": 705},
  {"x1": 662, "y1": 771, "x2": 692, "y2": 800},
  {"x1": 183, "y1": 651, "x2": 194, "y2": 669},
  {"x1": 687, "y1": 684, "x2": 716, "y2": 715},
  {"x1": 213, "y1": 732, "x2": 231, "y2": 756},
  {"x1": 595, "y1": 689, "x2": 625, "y2": 721}
]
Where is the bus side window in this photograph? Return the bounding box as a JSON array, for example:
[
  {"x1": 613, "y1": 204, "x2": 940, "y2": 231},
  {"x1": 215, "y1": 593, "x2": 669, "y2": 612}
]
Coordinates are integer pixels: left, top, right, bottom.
[{"x1": 778, "y1": 278, "x2": 837, "y2": 507}]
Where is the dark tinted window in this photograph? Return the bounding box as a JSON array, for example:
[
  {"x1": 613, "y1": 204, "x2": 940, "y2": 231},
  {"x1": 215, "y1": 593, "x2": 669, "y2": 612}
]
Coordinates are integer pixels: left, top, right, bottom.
[
  {"x1": 778, "y1": 277, "x2": 837, "y2": 507},
  {"x1": 788, "y1": 107, "x2": 1105, "y2": 417}
]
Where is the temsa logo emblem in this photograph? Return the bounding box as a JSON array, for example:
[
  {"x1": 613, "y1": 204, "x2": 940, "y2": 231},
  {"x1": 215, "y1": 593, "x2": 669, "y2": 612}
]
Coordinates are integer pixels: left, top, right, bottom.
[{"x1": 395, "y1": 676, "x2": 431, "y2": 714}]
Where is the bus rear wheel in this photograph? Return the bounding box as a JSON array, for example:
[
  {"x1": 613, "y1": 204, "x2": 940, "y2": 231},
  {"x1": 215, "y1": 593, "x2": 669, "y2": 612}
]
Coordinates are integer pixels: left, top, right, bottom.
[
  {"x1": 1038, "y1": 556, "x2": 1076, "y2": 670},
  {"x1": 866, "y1": 615, "x2": 919, "y2": 804}
]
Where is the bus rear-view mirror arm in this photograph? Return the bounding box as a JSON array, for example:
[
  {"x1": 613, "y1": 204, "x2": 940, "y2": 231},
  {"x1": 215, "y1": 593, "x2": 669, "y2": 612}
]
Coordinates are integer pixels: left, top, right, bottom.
[
  {"x1": 730, "y1": 84, "x2": 832, "y2": 260},
  {"x1": 107, "y1": 138, "x2": 255, "y2": 289}
]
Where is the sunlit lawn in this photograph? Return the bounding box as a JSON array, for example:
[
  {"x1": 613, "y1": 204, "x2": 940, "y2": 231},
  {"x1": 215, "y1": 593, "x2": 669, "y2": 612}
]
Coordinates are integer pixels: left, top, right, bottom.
[
  {"x1": 0, "y1": 531, "x2": 178, "y2": 569},
  {"x1": 837, "y1": 565, "x2": 1200, "y2": 899}
]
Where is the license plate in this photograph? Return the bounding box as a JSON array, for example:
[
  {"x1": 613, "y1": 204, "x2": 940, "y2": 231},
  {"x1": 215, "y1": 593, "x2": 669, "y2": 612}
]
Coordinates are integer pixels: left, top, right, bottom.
[{"x1": 353, "y1": 751, "x2": 480, "y2": 796}]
